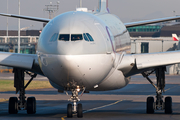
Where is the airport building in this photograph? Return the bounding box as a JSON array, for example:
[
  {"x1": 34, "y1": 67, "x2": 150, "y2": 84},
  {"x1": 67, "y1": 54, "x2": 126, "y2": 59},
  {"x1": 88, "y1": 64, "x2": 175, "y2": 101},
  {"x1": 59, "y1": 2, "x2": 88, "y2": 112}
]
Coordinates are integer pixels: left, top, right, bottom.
[
  {"x1": 131, "y1": 37, "x2": 180, "y2": 74},
  {"x1": 0, "y1": 36, "x2": 38, "y2": 54}
]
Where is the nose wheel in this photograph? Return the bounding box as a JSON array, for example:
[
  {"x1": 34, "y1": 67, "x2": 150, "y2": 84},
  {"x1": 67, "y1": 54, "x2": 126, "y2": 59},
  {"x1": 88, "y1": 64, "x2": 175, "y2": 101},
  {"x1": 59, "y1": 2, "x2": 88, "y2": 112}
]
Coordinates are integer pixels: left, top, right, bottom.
[
  {"x1": 77, "y1": 103, "x2": 83, "y2": 118},
  {"x1": 67, "y1": 86, "x2": 83, "y2": 118},
  {"x1": 67, "y1": 103, "x2": 83, "y2": 118},
  {"x1": 67, "y1": 104, "x2": 73, "y2": 118}
]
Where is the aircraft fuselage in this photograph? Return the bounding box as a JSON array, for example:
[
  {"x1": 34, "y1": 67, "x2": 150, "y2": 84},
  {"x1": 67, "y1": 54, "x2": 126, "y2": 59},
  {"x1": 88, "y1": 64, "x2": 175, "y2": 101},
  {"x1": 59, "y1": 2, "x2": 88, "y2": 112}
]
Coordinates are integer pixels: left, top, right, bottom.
[{"x1": 37, "y1": 11, "x2": 131, "y2": 91}]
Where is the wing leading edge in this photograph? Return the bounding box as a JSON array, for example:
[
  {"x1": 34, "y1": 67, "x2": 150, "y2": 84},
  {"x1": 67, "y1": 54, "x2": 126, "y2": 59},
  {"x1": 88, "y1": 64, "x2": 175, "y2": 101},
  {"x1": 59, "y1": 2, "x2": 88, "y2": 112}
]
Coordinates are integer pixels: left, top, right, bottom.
[
  {"x1": 0, "y1": 52, "x2": 44, "y2": 75},
  {"x1": 118, "y1": 51, "x2": 180, "y2": 77},
  {"x1": 124, "y1": 16, "x2": 180, "y2": 28},
  {"x1": 0, "y1": 13, "x2": 50, "y2": 22}
]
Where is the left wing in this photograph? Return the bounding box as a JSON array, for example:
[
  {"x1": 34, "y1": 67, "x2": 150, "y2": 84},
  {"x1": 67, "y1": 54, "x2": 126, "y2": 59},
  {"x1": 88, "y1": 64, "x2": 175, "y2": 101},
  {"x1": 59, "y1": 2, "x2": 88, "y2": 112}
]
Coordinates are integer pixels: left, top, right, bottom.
[
  {"x1": 118, "y1": 51, "x2": 180, "y2": 77},
  {"x1": 124, "y1": 16, "x2": 180, "y2": 28}
]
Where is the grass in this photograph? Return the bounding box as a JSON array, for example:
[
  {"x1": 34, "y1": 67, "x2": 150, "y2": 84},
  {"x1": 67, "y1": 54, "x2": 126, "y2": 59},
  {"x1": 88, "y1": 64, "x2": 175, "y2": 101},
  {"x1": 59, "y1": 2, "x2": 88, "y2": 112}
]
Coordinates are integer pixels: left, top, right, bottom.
[{"x1": 0, "y1": 80, "x2": 53, "y2": 92}]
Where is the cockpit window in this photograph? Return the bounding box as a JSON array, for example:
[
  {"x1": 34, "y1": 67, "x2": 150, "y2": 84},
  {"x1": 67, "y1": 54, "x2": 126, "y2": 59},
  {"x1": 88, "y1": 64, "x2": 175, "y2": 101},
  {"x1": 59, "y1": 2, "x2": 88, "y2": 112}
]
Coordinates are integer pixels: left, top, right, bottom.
[
  {"x1": 50, "y1": 33, "x2": 58, "y2": 42},
  {"x1": 58, "y1": 33, "x2": 94, "y2": 42},
  {"x1": 83, "y1": 33, "x2": 89, "y2": 42},
  {"x1": 84, "y1": 33, "x2": 94, "y2": 42},
  {"x1": 59, "y1": 34, "x2": 70, "y2": 41},
  {"x1": 71, "y1": 34, "x2": 83, "y2": 41}
]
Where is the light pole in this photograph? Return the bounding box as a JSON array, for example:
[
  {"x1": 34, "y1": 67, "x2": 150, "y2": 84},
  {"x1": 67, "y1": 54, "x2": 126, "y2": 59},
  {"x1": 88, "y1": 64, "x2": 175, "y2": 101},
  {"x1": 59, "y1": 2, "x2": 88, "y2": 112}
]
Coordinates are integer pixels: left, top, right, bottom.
[
  {"x1": 18, "y1": 0, "x2": 20, "y2": 53},
  {"x1": 7, "y1": 0, "x2": 8, "y2": 41},
  {"x1": 80, "y1": 0, "x2": 82, "y2": 7},
  {"x1": 44, "y1": 1, "x2": 59, "y2": 19}
]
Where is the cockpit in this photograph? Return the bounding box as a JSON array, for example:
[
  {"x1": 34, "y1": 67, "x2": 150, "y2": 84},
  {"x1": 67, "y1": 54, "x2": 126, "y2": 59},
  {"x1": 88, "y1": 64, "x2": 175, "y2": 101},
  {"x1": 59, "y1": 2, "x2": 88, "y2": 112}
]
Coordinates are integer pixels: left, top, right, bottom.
[{"x1": 58, "y1": 33, "x2": 94, "y2": 42}]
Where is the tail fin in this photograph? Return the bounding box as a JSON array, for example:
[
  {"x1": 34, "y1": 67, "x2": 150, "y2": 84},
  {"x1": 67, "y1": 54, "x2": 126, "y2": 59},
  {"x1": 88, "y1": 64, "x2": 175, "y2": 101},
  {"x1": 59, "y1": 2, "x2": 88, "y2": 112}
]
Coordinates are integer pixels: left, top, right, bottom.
[
  {"x1": 98, "y1": 0, "x2": 109, "y2": 13},
  {"x1": 172, "y1": 34, "x2": 179, "y2": 41}
]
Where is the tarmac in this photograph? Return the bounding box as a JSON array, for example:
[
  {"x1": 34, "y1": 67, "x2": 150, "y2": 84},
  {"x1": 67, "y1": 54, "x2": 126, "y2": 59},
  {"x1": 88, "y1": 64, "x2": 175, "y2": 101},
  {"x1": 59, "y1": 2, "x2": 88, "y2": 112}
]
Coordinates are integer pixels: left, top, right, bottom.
[{"x1": 0, "y1": 73, "x2": 180, "y2": 120}]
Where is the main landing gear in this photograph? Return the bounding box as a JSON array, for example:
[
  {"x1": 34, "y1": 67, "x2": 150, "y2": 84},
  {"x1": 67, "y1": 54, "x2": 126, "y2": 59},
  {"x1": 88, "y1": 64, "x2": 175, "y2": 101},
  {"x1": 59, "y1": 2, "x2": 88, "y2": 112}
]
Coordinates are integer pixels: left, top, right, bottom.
[
  {"x1": 9, "y1": 68, "x2": 37, "y2": 114},
  {"x1": 142, "y1": 67, "x2": 172, "y2": 114},
  {"x1": 67, "y1": 86, "x2": 83, "y2": 118}
]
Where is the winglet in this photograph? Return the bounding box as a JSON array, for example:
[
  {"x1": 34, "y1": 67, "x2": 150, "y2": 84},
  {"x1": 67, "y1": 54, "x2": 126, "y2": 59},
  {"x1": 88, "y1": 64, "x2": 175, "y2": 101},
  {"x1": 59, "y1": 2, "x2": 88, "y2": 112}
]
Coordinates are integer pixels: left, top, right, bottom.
[
  {"x1": 172, "y1": 34, "x2": 179, "y2": 41},
  {"x1": 98, "y1": 0, "x2": 109, "y2": 13}
]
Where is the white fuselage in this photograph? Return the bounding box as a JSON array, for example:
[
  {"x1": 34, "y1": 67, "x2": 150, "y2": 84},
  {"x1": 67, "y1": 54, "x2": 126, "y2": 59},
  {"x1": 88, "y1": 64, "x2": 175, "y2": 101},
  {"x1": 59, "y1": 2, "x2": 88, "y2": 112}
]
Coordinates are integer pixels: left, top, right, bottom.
[{"x1": 37, "y1": 11, "x2": 131, "y2": 91}]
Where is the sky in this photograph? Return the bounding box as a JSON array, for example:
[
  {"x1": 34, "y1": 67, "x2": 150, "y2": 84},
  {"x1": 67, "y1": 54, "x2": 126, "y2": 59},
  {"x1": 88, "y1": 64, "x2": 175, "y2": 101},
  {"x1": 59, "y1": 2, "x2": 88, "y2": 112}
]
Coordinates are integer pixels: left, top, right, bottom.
[{"x1": 0, "y1": 0, "x2": 180, "y2": 30}]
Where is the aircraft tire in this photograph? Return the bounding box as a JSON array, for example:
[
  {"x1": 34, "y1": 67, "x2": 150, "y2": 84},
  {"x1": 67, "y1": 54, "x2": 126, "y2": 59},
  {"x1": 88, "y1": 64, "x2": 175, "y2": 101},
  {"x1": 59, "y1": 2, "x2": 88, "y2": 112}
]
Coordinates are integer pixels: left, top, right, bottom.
[
  {"x1": 67, "y1": 104, "x2": 72, "y2": 118},
  {"x1": 146, "y1": 97, "x2": 154, "y2": 114},
  {"x1": 9, "y1": 97, "x2": 18, "y2": 114},
  {"x1": 27, "y1": 97, "x2": 36, "y2": 114},
  {"x1": 165, "y1": 96, "x2": 172, "y2": 114},
  {"x1": 77, "y1": 103, "x2": 83, "y2": 118}
]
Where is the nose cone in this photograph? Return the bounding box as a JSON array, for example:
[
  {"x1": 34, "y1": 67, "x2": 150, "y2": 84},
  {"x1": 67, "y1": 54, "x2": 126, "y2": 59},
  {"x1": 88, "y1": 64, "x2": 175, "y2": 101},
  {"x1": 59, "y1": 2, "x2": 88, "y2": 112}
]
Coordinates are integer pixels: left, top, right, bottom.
[{"x1": 43, "y1": 54, "x2": 114, "y2": 90}]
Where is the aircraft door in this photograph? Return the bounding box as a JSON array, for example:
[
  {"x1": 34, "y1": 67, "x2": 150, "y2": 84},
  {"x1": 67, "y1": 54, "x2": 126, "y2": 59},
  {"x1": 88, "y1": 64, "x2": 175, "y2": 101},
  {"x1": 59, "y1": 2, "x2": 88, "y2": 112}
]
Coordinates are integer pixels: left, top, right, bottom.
[{"x1": 94, "y1": 22, "x2": 112, "y2": 54}]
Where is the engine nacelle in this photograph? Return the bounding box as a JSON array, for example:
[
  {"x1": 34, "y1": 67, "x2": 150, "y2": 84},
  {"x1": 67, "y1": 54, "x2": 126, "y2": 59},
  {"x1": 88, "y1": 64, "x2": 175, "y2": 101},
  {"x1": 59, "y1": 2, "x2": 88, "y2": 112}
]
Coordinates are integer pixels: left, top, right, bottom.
[{"x1": 91, "y1": 69, "x2": 131, "y2": 91}]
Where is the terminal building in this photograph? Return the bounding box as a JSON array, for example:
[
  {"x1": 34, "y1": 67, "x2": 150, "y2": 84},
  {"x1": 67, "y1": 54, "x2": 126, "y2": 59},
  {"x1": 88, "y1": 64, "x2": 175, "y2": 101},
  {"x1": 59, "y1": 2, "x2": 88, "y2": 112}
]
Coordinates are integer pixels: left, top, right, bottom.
[{"x1": 131, "y1": 37, "x2": 180, "y2": 75}]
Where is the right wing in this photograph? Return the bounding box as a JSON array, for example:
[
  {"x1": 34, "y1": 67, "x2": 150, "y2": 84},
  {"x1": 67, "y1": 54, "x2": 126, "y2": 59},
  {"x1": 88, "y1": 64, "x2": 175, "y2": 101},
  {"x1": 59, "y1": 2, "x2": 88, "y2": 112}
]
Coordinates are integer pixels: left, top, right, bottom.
[
  {"x1": 0, "y1": 52, "x2": 44, "y2": 75},
  {"x1": 0, "y1": 13, "x2": 50, "y2": 22}
]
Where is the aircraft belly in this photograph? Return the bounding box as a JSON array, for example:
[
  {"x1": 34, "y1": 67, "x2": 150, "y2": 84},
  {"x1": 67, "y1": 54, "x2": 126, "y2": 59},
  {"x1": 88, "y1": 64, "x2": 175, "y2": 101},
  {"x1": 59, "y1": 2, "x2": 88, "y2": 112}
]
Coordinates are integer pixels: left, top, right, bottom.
[{"x1": 40, "y1": 54, "x2": 113, "y2": 90}]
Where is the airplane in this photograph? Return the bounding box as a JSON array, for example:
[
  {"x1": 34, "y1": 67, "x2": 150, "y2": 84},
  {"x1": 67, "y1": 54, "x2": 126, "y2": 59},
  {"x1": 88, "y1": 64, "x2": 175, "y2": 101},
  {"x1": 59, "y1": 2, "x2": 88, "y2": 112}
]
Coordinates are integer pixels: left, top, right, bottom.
[
  {"x1": 172, "y1": 34, "x2": 179, "y2": 41},
  {"x1": 1, "y1": 0, "x2": 180, "y2": 118}
]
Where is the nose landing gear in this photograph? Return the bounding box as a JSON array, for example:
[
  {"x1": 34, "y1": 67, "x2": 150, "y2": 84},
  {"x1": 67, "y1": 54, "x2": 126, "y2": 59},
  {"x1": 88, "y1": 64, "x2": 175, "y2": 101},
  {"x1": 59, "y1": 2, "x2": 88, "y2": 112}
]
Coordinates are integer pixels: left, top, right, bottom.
[{"x1": 67, "y1": 86, "x2": 83, "y2": 118}]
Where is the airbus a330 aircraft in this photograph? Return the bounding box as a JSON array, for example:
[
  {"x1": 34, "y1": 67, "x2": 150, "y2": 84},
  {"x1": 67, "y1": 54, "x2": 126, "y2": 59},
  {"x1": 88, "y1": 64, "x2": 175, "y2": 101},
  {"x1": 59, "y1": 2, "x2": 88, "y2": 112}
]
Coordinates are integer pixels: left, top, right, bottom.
[{"x1": 1, "y1": 0, "x2": 180, "y2": 118}]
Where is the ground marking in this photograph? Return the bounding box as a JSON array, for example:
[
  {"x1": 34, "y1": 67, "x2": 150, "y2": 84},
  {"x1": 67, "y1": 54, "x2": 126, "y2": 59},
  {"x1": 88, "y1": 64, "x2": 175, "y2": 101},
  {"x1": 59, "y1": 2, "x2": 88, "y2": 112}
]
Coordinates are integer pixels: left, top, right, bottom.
[{"x1": 61, "y1": 99, "x2": 125, "y2": 120}]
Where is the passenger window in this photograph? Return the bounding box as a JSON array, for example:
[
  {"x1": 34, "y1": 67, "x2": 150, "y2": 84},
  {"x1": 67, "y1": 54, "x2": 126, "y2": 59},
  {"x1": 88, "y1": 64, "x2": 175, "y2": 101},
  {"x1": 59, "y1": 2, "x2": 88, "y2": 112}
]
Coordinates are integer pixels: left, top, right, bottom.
[
  {"x1": 83, "y1": 33, "x2": 89, "y2": 41},
  {"x1": 59, "y1": 34, "x2": 70, "y2": 41},
  {"x1": 71, "y1": 34, "x2": 83, "y2": 41},
  {"x1": 50, "y1": 33, "x2": 58, "y2": 42},
  {"x1": 86, "y1": 33, "x2": 94, "y2": 41}
]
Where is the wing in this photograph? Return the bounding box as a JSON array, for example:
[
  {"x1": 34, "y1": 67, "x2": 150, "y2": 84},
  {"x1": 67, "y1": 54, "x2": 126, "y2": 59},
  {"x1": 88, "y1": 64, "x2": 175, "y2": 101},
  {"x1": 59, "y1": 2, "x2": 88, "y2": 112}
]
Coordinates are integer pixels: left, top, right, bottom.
[
  {"x1": 0, "y1": 13, "x2": 50, "y2": 22},
  {"x1": 124, "y1": 16, "x2": 180, "y2": 28},
  {"x1": 118, "y1": 51, "x2": 180, "y2": 77},
  {"x1": 0, "y1": 52, "x2": 44, "y2": 75}
]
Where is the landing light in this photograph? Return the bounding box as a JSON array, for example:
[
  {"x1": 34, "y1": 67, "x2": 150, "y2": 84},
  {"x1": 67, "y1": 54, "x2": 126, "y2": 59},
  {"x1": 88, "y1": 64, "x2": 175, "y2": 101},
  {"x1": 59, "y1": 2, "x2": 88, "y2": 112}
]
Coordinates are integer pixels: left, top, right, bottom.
[{"x1": 77, "y1": 86, "x2": 80, "y2": 92}]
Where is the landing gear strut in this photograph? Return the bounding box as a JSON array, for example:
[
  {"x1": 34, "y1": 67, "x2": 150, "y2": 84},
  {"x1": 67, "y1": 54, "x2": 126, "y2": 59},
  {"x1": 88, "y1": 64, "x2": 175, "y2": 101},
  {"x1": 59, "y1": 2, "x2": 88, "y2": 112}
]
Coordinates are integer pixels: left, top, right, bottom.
[
  {"x1": 9, "y1": 68, "x2": 37, "y2": 114},
  {"x1": 67, "y1": 86, "x2": 83, "y2": 118},
  {"x1": 142, "y1": 67, "x2": 172, "y2": 114}
]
